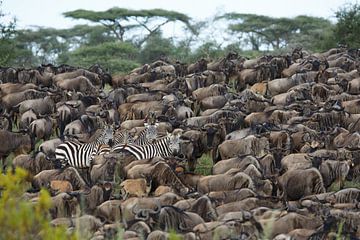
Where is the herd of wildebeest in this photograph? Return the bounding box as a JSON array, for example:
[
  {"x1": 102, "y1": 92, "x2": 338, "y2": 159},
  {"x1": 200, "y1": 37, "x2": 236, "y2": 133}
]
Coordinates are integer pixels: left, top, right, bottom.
[{"x1": 2, "y1": 46, "x2": 360, "y2": 239}]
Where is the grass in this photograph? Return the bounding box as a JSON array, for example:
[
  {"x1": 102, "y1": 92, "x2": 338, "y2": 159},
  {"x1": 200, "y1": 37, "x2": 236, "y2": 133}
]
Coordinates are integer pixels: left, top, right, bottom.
[
  {"x1": 103, "y1": 83, "x2": 113, "y2": 94},
  {"x1": 343, "y1": 180, "x2": 360, "y2": 189},
  {"x1": 194, "y1": 153, "x2": 213, "y2": 176},
  {"x1": 328, "y1": 180, "x2": 360, "y2": 192},
  {"x1": 260, "y1": 213, "x2": 275, "y2": 240},
  {"x1": 227, "y1": 78, "x2": 237, "y2": 94},
  {"x1": 336, "y1": 220, "x2": 345, "y2": 240}
]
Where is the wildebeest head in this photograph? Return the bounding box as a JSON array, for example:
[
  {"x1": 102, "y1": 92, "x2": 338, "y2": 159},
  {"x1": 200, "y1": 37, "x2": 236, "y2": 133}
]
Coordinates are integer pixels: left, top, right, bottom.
[
  {"x1": 190, "y1": 195, "x2": 217, "y2": 222},
  {"x1": 135, "y1": 205, "x2": 191, "y2": 233},
  {"x1": 0, "y1": 116, "x2": 11, "y2": 131},
  {"x1": 91, "y1": 155, "x2": 117, "y2": 184},
  {"x1": 24, "y1": 89, "x2": 47, "y2": 100}
]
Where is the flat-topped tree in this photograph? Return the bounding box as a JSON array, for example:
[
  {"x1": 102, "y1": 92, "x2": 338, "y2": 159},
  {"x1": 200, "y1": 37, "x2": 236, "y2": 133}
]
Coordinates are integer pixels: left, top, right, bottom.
[
  {"x1": 63, "y1": 8, "x2": 196, "y2": 45},
  {"x1": 216, "y1": 13, "x2": 333, "y2": 51}
]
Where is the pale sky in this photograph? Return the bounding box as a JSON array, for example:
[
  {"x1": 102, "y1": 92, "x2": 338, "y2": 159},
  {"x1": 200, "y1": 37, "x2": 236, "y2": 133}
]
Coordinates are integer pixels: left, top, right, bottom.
[{"x1": 2, "y1": 0, "x2": 357, "y2": 29}]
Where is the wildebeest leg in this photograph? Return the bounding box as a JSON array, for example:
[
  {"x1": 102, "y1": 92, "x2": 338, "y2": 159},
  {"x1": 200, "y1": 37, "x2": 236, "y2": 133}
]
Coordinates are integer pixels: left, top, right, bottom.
[
  {"x1": 85, "y1": 170, "x2": 92, "y2": 187},
  {"x1": 188, "y1": 158, "x2": 197, "y2": 172},
  {"x1": 1, "y1": 156, "x2": 5, "y2": 173},
  {"x1": 78, "y1": 168, "x2": 92, "y2": 187},
  {"x1": 211, "y1": 149, "x2": 217, "y2": 166}
]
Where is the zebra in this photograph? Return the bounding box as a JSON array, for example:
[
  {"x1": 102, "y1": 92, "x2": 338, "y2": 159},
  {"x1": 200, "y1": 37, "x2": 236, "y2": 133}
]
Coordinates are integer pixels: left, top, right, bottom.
[
  {"x1": 54, "y1": 125, "x2": 114, "y2": 169},
  {"x1": 132, "y1": 122, "x2": 159, "y2": 145},
  {"x1": 113, "y1": 122, "x2": 159, "y2": 146},
  {"x1": 111, "y1": 132, "x2": 181, "y2": 160},
  {"x1": 113, "y1": 129, "x2": 134, "y2": 145}
]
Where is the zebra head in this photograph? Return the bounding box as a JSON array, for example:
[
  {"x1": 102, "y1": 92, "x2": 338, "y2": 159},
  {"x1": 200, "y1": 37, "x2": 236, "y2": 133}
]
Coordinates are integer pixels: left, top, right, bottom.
[
  {"x1": 144, "y1": 122, "x2": 159, "y2": 142},
  {"x1": 100, "y1": 125, "x2": 114, "y2": 146},
  {"x1": 168, "y1": 132, "x2": 181, "y2": 154}
]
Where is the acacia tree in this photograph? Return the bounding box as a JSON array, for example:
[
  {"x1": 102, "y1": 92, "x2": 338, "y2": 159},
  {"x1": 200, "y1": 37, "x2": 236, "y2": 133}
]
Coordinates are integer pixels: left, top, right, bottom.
[
  {"x1": 12, "y1": 24, "x2": 122, "y2": 67},
  {"x1": 63, "y1": 8, "x2": 196, "y2": 46},
  {"x1": 63, "y1": 41, "x2": 140, "y2": 74},
  {"x1": 15, "y1": 28, "x2": 70, "y2": 65},
  {"x1": 217, "y1": 13, "x2": 334, "y2": 51},
  {"x1": 334, "y1": 3, "x2": 360, "y2": 48}
]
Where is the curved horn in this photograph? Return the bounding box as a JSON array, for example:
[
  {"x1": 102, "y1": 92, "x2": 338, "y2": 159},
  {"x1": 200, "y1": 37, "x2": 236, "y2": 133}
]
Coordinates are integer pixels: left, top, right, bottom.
[
  {"x1": 132, "y1": 203, "x2": 141, "y2": 216},
  {"x1": 178, "y1": 221, "x2": 190, "y2": 232},
  {"x1": 148, "y1": 201, "x2": 162, "y2": 215},
  {"x1": 135, "y1": 209, "x2": 150, "y2": 221},
  {"x1": 47, "y1": 86, "x2": 59, "y2": 93},
  {"x1": 38, "y1": 112, "x2": 47, "y2": 118}
]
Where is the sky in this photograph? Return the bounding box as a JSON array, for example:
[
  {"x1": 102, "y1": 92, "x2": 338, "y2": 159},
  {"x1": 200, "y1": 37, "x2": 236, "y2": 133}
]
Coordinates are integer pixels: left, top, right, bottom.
[{"x1": 2, "y1": 0, "x2": 357, "y2": 30}]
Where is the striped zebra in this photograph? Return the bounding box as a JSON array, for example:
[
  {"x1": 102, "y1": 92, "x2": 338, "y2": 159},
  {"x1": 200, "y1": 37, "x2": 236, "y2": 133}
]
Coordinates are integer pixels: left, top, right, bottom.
[
  {"x1": 113, "y1": 122, "x2": 158, "y2": 146},
  {"x1": 55, "y1": 125, "x2": 114, "y2": 169},
  {"x1": 113, "y1": 129, "x2": 134, "y2": 145},
  {"x1": 133, "y1": 122, "x2": 158, "y2": 145},
  {"x1": 111, "y1": 132, "x2": 181, "y2": 160}
]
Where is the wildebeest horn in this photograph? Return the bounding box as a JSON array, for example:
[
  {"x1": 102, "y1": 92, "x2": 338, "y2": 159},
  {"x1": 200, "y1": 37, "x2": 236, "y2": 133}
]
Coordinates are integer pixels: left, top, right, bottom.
[
  {"x1": 38, "y1": 112, "x2": 47, "y2": 118},
  {"x1": 132, "y1": 203, "x2": 141, "y2": 216},
  {"x1": 135, "y1": 209, "x2": 150, "y2": 221},
  {"x1": 67, "y1": 191, "x2": 81, "y2": 198},
  {"x1": 178, "y1": 222, "x2": 190, "y2": 232},
  {"x1": 47, "y1": 86, "x2": 58, "y2": 93},
  {"x1": 148, "y1": 202, "x2": 161, "y2": 215},
  {"x1": 3, "y1": 111, "x2": 11, "y2": 118}
]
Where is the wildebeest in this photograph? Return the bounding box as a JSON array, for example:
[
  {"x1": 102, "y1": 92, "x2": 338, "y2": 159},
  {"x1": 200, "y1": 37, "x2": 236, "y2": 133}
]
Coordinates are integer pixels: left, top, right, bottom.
[
  {"x1": 0, "y1": 129, "x2": 32, "y2": 171},
  {"x1": 5, "y1": 49, "x2": 360, "y2": 239},
  {"x1": 277, "y1": 168, "x2": 326, "y2": 201}
]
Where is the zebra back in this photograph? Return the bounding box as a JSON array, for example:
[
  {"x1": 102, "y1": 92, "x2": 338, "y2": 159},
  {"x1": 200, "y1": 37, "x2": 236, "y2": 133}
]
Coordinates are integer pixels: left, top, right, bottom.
[
  {"x1": 95, "y1": 144, "x2": 112, "y2": 155},
  {"x1": 111, "y1": 132, "x2": 181, "y2": 160},
  {"x1": 113, "y1": 129, "x2": 134, "y2": 145},
  {"x1": 55, "y1": 125, "x2": 114, "y2": 169}
]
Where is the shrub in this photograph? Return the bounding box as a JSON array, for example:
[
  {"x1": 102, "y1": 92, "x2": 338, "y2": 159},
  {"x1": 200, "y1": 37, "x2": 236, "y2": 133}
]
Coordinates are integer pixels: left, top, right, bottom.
[{"x1": 0, "y1": 168, "x2": 78, "y2": 240}]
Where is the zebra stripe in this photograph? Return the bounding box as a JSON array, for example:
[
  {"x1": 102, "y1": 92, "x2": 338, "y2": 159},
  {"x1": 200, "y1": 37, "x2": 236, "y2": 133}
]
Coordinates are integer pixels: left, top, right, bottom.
[
  {"x1": 55, "y1": 126, "x2": 113, "y2": 169},
  {"x1": 133, "y1": 124, "x2": 158, "y2": 145},
  {"x1": 111, "y1": 133, "x2": 180, "y2": 160},
  {"x1": 113, "y1": 123, "x2": 158, "y2": 146},
  {"x1": 113, "y1": 129, "x2": 134, "y2": 145},
  {"x1": 95, "y1": 144, "x2": 112, "y2": 155}
]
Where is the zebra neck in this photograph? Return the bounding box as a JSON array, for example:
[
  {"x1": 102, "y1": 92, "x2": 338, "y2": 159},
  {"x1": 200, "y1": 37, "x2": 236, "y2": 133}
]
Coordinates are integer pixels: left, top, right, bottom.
[
  {"x1": 95, "y1": 136, "x2": 107, "y2": 145},
  {"x1": 156, "y1": 137, "x2": 172, "y2": 156}
]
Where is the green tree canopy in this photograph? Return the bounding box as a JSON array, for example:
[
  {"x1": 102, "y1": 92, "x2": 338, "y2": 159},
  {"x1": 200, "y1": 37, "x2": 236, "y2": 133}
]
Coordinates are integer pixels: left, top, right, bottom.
[
  {"x1": 62, "y1": 41, "x2": 140, "y2": 74},
  {"x1": 0, "y1": 0, "x2": 17, "y2": 65},
  {"x1": 138, "y1": 31, "x2": 175, "y2": 64},
  {"x1": 217, "y1": 13, "x2": 334, "y2": 51},
  {"x1": 334, "y1": 3, "x2": 360, "y2": 48},
  {"x1": 63, "y1": 7, "x2": 196, "y2": 46}
]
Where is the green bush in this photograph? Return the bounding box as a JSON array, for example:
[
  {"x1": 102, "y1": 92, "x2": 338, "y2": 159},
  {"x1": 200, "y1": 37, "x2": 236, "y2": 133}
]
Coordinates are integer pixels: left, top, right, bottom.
[{"x1": 0, "y1": 168, "x2": 78, "y2": 240}]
